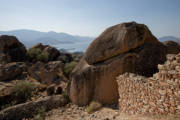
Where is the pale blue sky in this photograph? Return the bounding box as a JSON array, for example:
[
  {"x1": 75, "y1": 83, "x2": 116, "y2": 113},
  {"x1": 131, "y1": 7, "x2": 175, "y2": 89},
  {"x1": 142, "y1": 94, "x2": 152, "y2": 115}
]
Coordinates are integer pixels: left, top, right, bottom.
[{"x1": 0, "y1": 0, "x2": 180, "y2": 37}]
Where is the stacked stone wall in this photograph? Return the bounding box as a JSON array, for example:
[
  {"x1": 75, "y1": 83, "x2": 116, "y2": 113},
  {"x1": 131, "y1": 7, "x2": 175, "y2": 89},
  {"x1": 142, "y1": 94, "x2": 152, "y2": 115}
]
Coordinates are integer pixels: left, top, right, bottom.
[{"x1": 117, "y1": 54, "x2": 180, "y2": 115}]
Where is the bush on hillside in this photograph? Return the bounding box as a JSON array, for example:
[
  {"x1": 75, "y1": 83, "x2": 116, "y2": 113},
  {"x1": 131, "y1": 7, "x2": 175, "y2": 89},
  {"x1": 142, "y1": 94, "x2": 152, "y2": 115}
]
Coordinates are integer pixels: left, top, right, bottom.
[
  {"x1": 27, "y1": 48, "x2": 41, "y2": 62},
  {"x1": 26, "y1": 48, "x2": 49, "y2": 62},
  {"x1": 64, "y1": 61, "x2": 78, "y2": 77},
  {"x1": 12, "y1": 81, "x2": 34, "y2": 102},
  {"x1": 37, "y1": 52, "x2": 49, "y2": 62}
]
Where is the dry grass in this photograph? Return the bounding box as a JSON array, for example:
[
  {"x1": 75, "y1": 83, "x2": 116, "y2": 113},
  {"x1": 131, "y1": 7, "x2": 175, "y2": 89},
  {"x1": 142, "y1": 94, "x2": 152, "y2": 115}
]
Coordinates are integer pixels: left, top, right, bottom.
[{"x1": 86, "y1": 101, "x2": 102, "y2": 114}]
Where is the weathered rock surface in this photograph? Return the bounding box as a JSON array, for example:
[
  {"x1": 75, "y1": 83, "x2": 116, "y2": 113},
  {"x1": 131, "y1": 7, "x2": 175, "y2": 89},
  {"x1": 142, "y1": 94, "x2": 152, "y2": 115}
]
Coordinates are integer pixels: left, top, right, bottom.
[
  {"x1": 0, "y1": 62, "x2": 27, "y2": 81},
  {"x1": 163, "y1": 40, "x2": 180, "y2": 54},
  {"x1": 0, "y1": 81, "x2": 16, "y2": 109},
  {"x1": 0, "y1": 35, "x2": 26, "y2": 63},
  {"x1": 28, "y1": 61, "x2": 67, "y2": 84},
  {"x1": 84, "y1": 22, "x2": 158, "y2": 65},
  {"x1": 0, "y1": 95, "x2": 69, "y2": 120},
  {"x1": 69, "y1": 22, "x2": 167, "y2": 106}
]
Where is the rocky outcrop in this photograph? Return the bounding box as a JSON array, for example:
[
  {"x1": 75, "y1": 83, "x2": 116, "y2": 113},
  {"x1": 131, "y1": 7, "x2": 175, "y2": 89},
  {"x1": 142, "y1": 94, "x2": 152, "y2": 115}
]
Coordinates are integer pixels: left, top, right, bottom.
[
  {"x1": 28, "y1": 61, "x2": 67, "y2": 84},
  {"x1": 117, "y1": 53, "x2": 180, "y2": 115},
  {"x1": 0, "y1": 62, "x2": 27, "y2": 81},
  {"x1": 0, "y1": 95, "x2": 69, "y2": 120},
  {"x1": 43, "y1": 46, "x2": 60, "y2": 61},
  {"x1": 163, "y1": 41, "x2": 180, "y2": 54},
  {"x1": 69, "y1": 22, "x2": 167, "y2": 106},
  {"x1": 0, "y1": 35, "x2": 26, "y2": 63},
  {"x1": 29, "y1": 43, "x2": 60, "y2": 62}
]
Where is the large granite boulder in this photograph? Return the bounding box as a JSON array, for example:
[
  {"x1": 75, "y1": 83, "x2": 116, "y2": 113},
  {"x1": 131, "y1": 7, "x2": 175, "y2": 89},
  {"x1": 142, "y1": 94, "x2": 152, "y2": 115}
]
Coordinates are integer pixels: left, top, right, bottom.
[
  {"x1": 163, "y1": 40, "x2": 180, "y2": 54},
  {"x1": 69, "y1": 22, "x2": 167, "y2": 106},
  {"x1": 0, "y1": 35, "x2": 26, "y2": 63},
  {"x1": 84, "y1": 22, "x2": 158, "y2": 65}
]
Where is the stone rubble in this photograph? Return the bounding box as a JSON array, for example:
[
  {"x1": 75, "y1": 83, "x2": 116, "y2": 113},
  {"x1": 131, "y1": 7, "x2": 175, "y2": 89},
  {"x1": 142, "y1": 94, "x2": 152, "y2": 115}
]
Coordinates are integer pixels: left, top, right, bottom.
[
  {"x1": 117, "y1": 53, "x2": 180, "y2": 115},
  {"x1": 45, "y1": 103, "x2": 119, "y2": 120}
]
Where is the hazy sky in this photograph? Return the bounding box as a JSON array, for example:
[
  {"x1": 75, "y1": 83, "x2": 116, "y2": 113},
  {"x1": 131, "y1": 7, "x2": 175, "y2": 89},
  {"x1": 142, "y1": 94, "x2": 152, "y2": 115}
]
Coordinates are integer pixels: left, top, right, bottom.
[{"x1": 0, "y1": 0, "x2": 180, "y2": 37}]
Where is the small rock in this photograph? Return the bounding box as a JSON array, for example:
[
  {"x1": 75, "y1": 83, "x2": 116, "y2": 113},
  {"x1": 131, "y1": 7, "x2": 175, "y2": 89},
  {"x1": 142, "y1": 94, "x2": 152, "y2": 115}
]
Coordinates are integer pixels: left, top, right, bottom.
[
  {"x1": 104, "y1": 118, "x2": 110, "y2": 120},
  {"x1": 158, "y1": 64, "x2": 164, "y2": 70},
  {"x1": 177, "y1": 105, "x2": 180, "y2": 110},
  {"x1": 47, "y1": 84, "x2": 55, "y2": 95},
  {"x1": 159, "y1": 90, "x2": 166, "y2": 96}
]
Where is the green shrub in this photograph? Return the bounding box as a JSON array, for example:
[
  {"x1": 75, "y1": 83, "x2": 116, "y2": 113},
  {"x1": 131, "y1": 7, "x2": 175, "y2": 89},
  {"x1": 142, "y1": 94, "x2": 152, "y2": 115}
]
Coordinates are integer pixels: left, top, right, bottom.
[
  {"x1": 37, "y1": 52, "x2": 49, "y2": 62},
  {"x1": 64, "y1": 61, "x2": 78, "y2": 77},
  {"x1": 86, "y1": 101, "x2": 102, "y2": 114},
  {"x1": 27, "y1": 48, "x2": 49, "y2": 62},
  {"x1": 62, "y1": 92, "x2": 70, "y2": 101},
  {"x1": 12, "y1": 81, "x2": 34, "y2": 102},
  {"x1": 27, "y1": 48, "x2": 42, "y2": 62}
]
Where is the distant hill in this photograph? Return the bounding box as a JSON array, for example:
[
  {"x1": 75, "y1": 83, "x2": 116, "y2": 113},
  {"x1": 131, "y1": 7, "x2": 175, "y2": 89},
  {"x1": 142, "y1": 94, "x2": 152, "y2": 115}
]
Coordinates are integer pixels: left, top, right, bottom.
[
  {"x1": 159, "y1": 36, "x2": 180, "y2": 44},
  {"x1": 0, "y1": 29, "x2": 94, "y2": 48}
]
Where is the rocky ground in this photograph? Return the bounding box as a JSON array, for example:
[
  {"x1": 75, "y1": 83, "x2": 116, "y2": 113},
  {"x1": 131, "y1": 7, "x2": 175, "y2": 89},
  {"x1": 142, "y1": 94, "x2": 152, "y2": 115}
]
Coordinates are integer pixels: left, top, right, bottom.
[
  {"x1": 46, "y1": 104, "x2": 119, "y2": 120},
  {"x1": 45, "y1": 103, "x2": 179, "y2": 120}
]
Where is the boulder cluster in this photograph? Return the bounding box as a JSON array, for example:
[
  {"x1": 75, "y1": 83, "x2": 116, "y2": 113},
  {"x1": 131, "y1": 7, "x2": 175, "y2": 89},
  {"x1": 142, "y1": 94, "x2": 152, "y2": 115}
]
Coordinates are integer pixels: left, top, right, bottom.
[
  {"x1": 117, "y1": 53, "x2": 180, "y2": 115},
  {"x1": 0, "y1": 35, "x2": 82, "y2": 111},
  {"x1": 0, "y1": 35, "x2": 81, "y2": 83}
]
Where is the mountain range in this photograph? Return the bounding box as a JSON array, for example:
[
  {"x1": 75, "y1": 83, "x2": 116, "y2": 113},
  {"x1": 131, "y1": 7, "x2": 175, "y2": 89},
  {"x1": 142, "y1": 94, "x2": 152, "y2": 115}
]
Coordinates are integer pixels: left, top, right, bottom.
[
  {"x1": 159, "y1": 36, "x2": 180, "y2": 44},
  {"x1": 0, "y1": 29, "x2": 94, "y2": 48},
  {"x1": 0, "y1": 29, "x2": 179, "y2": 51}
]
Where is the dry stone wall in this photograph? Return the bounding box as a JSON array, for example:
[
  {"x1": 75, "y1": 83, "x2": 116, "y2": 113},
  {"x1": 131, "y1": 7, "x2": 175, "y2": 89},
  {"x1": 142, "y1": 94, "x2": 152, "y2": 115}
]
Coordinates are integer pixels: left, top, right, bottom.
[{"x1": 117, "y1": 53, "x2": 180, "y2": 115}]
